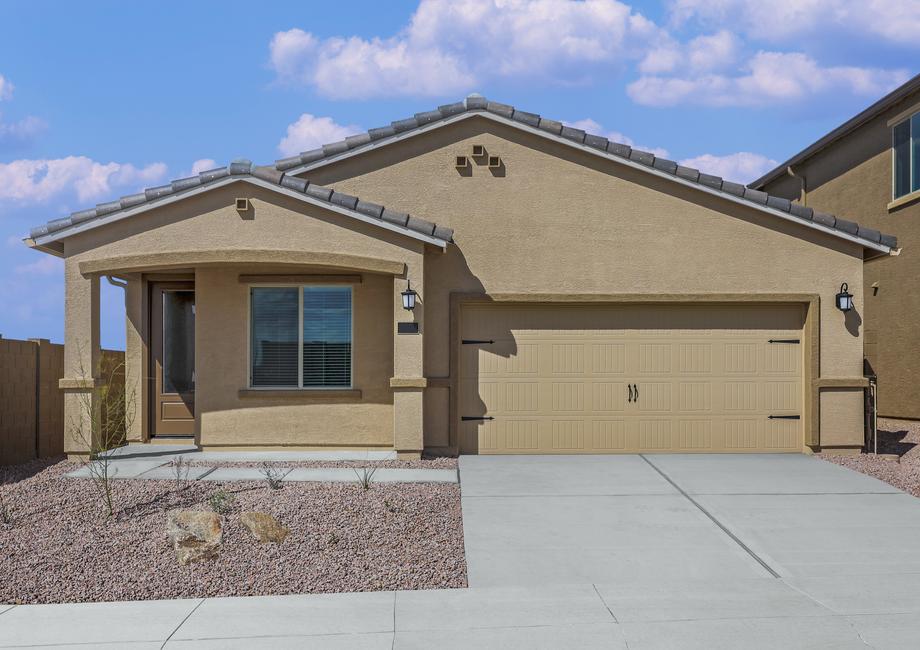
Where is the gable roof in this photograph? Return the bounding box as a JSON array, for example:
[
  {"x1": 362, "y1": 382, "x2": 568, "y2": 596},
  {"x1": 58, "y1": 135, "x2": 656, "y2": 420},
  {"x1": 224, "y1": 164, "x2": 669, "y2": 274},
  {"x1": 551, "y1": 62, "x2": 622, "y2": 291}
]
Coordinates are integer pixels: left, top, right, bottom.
[
  {"x1": 27, "y1": 161, "x2": 453, "y2": 252},
  {"x1": 749, "y1": 73, "x2": 920, "y2": 190},
  {"x1": 274, "y1": 93, "x2": 897, "y2": 256}
]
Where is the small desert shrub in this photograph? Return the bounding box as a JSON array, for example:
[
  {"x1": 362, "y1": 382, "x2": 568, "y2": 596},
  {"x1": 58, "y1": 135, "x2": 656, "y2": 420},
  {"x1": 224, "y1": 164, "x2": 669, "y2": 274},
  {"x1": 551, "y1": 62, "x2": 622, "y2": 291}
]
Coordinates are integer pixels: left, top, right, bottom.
[
  {"x1": 328, "y1": 531, "x2": 339, "y2": 545},
  {"x1": 260, "y1": 462, "x2": 285, "y2": 490},
  {"x1": 171, "y1": 457, "x2": 191, "y2": 490},
  {"x1": 353, "y1": 467, "x2": 378, "y2": 491},
  {"x1": 208, "y1": 490, "x2": 235, "y2": 515}
]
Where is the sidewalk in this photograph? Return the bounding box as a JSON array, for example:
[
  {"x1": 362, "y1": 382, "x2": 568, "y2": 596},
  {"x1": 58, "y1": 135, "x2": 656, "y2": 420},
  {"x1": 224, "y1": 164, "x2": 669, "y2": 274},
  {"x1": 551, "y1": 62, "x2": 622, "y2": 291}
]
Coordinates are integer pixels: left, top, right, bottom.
[
  {"x1": 3, "y1": 576, "x2": 919, "y2": 649},
  {"x1": 63, "y1": 444, "x2": 458, "y2": 484}
]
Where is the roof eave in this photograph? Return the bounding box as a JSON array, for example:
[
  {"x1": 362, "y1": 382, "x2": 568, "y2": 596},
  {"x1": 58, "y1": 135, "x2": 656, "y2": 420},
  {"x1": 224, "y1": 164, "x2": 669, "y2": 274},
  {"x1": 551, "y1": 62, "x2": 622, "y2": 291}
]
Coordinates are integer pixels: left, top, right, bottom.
[{"x1": 30, "y1": 176, "x2": 450, "y2": 250}]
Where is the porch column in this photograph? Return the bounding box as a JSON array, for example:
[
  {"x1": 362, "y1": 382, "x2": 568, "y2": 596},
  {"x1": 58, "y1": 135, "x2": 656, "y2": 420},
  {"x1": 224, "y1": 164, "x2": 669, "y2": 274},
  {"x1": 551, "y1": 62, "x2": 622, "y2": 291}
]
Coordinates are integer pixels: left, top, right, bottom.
[
  {"x1": 124, "y1": 273, "x2": 144, "y2": 442},
  {"x1": 61, "y1": 258, "x2": 101, "y2": 457},
  {"x1": 391, "y1": 253, "x2": 425, "y2": 459}
]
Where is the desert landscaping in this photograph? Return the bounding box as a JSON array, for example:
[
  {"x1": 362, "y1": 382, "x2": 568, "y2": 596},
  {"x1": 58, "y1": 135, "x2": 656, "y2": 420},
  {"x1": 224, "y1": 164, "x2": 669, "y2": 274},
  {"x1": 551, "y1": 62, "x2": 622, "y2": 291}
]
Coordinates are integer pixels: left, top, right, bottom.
[
  {"x1": 0, "y1": 458, "x2": 466, "y2": 605},
  {"x1": 819, "y1": 417, "x2": 920, "y2": 498}
]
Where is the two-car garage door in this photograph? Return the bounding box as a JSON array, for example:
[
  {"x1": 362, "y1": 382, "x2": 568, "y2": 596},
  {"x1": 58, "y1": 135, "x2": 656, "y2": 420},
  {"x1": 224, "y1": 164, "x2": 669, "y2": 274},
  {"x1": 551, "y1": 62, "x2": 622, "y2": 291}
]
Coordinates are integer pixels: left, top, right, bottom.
[{"x1": 459, "y1": 304, "x2": 805, "y2": 454}]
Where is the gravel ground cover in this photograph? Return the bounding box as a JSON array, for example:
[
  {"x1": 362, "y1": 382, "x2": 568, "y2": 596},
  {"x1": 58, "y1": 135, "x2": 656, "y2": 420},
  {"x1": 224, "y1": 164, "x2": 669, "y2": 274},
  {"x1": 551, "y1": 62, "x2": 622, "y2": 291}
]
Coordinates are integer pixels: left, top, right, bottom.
[
  {"x1": 819, "y1": 417, "x2": 920, "y2": 498},
  {"x1": 0, "y1": 458, "x2": 466, "y2": 604},
  {"x1": 187, "y1": 456, "x2": 458, "y2": 470}
]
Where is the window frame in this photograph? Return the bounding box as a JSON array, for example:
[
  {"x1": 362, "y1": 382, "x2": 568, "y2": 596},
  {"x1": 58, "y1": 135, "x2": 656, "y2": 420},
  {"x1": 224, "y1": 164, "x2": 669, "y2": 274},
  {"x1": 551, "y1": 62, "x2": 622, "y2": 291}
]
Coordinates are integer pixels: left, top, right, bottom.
[
  {"x1": 247, "y1": 283, "x2": 354, "y2": 390},
  {"x1": 892, "y1": 110, "x2": 919, "y2": 201}
]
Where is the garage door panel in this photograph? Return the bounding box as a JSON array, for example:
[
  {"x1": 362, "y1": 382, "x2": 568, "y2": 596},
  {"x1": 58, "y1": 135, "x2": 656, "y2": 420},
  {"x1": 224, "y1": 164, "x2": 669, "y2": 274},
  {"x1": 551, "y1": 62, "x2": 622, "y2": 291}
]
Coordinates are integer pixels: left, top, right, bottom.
[
  {"x1": 591, "y1": 343, "x2": 626, "y2": 374},
  {"x1": 592, "y1": 382, "x2": 628, "y2": 412},
  {"x1": 460, "y1": 304, "x2": 804, "y2": 454},
  {"x1": 593, "y1": 419, "x2": 627, "y2": 450}
]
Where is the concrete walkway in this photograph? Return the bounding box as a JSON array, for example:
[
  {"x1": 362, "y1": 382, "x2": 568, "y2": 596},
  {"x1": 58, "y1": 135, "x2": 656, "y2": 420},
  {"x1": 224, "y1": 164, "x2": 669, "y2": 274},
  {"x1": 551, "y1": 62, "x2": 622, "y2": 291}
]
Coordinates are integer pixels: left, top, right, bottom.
[
  {"x1": 64, "y1": 443, "x2": 457, "y2": 484},
  {"x1": 3, "y1": 576, "x2": 920, "y2": 648}
]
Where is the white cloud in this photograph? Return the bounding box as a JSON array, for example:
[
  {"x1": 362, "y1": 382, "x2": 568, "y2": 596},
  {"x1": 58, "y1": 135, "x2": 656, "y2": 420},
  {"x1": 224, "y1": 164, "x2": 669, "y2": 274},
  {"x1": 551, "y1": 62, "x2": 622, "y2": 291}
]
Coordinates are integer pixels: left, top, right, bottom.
[
  {"x1": 0, "y1": 157, "x2": 168, "y2": 204},
  {"x1": 639, "y1": 30, "x2": 738, "y2": 75},
  {"x1": 0, "y1": 74, "x2": 12, "y2": 101},
  {"x1": 277, "y1": 114, "x2": 361, "y2": 157},
  {"x1": 0, "y1": 74, "x2": 45, "y2": 147},
  {"x1": 679, "y1": 151, "x2": 778, "y2": 183},
  {"x1": 564, "y1": 118, "x2": 670, "y2": 158},
  {"x1": 668, "y1": 0, "x2": 920, "y2": 47},
  {"x1": 189, "y1": 158, "x2": 218, "y2": 176},
  {"x1": 14, "y1": 256, "x2": 63, "y2": 276},
  {"x1": 0, "y1": 114, "x2": 46, "y2": 147},
  {"x1": 628, "y1": 51, "x2": 910, "y2": 107},
  {"x1": 269, "y1": 0, "x2": 663, "y2": 99}
]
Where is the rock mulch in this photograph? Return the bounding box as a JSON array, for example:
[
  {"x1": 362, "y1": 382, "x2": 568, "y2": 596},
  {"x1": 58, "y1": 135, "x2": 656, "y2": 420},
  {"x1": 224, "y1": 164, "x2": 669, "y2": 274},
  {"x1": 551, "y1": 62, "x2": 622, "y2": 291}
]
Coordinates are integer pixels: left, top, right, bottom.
[
  {"x1": 0, "y1": 458, "x2": 466, "y2": 604},
  {"x1": 819, "y1": 417, "x2": 920, "y2": 498}
]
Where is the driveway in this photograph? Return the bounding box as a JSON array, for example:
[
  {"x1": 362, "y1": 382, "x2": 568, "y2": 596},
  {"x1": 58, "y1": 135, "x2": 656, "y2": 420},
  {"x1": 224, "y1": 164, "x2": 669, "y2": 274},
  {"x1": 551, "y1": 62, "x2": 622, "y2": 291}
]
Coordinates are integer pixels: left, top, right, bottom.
[{"x1": 459, "y1": 453, "x2": 920, "y2": 586}]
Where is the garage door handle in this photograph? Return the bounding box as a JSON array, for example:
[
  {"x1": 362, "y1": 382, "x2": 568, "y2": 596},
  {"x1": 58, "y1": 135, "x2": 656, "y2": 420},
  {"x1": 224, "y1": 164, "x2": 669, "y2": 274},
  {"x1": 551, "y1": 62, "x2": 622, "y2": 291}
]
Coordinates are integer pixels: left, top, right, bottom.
[
  {"x1": 461, "y1": 416, "x2": 494, "y2": 421},
  {"x1": 462, "y1": 339, "x2": 494, "y2": 345},
  {"x1": 627, "y1": 384, "x2": 633, "y2": 402},
  {"x1": 634, "y1": 384, "x2": 639, "y2": 402},
  {"x1": 768, "y1": 415, "x2": 800, "y2": 419}
]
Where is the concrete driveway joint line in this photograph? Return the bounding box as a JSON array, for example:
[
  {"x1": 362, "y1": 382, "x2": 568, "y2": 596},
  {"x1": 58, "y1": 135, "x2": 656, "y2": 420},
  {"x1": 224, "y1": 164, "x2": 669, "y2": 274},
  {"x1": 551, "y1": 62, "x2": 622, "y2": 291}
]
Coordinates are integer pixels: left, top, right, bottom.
[
  {"x1": 592, "y1": 584, "x2": 619, "y2": 624},
  {"x1": 160, "y1": 598, "x2": 206, "y2": 650},
  {"x1": 639, "y1": 454, "x2": 781, "y2": 579}
]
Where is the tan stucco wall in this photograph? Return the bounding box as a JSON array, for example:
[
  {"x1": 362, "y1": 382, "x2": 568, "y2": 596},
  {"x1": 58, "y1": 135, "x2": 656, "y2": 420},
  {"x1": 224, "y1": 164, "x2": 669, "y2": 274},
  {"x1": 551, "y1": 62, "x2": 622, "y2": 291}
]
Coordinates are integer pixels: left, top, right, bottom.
[
  {"x1": 761, "y1": 92, "x2": 920, "y2": 418},
  {"x1": 62, "y1": 184, "x2": 425, "y2": 448},
  {"x1": 305, "y1": 116, "x2": 867, "y2": 450}
]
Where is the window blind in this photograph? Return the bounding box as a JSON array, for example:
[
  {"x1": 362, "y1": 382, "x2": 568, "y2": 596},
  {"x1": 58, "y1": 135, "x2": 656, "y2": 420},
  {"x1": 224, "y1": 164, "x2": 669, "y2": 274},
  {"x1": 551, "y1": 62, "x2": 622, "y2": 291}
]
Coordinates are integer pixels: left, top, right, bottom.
[
  {"x1": 250, "y1": 287, "x2": 299, "y2": 387},
  {"x1": 303, "y1": 287, "x2": 352, "y2": 387},
  {"x1": 250, "y1": 286, "x2": 352, "y2": 388}
]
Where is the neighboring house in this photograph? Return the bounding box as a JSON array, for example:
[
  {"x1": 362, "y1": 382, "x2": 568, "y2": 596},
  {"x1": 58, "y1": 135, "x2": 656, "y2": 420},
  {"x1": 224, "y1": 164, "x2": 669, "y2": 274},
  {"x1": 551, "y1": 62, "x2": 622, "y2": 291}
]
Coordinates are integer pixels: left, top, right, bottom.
[
  {"x1": 26, "y1": 95, "x2": 896, "y2": 458},
  {"x1": 752, "y1": 74, "x2": 919, "y2": 420}
]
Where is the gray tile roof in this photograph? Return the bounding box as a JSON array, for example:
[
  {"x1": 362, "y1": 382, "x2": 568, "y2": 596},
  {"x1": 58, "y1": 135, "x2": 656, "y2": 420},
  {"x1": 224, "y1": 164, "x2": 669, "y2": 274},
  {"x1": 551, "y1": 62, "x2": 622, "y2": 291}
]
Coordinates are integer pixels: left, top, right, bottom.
[
  {"x1": 274, "y1": 93, "x2": 897, "y2": 251},
  {"x1": 29, "y1": 161, "x2": 453, "y2": 244}
]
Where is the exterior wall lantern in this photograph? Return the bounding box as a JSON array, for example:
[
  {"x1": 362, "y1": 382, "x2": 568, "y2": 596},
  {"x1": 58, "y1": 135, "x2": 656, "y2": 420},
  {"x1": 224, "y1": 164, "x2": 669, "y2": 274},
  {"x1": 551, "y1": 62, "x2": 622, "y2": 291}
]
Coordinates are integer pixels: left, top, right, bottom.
[
  {"x1": 836, "y1": 283, "x2": 854, "y2": 313},
  {"x1": 401, "y1": 280, "x2": 418, "y2": 311}
]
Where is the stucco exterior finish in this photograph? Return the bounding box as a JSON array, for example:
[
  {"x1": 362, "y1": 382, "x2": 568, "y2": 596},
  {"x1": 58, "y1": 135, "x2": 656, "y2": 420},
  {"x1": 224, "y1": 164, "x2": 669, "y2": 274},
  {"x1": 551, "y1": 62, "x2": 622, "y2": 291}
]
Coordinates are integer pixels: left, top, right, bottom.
[
  {"x1": 761, "y1": 92, "x2": 920, "y2": 418},
  {"x1": 54, "y1": 115, "x2": 872, "y2": 454},
  {"x1": 304, "y1": 116, "x2": 867, "y2": 451}
]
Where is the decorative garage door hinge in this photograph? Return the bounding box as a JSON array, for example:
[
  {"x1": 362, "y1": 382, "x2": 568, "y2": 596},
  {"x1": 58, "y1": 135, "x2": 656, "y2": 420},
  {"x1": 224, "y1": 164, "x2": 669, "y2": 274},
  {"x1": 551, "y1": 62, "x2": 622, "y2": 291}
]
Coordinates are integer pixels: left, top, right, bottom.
[
  {"x1": 462, "y1": 339, "x2": 494, "y2": 344},
  {"x1": 461, "y1": 416, "x2": 495, "y2": 421},
  {"x1": 768, "y1": 415, "x2": 801, "y2": 419},
  {"x1": 768, "y1": 339, "x2": 800, "y2": 344}
]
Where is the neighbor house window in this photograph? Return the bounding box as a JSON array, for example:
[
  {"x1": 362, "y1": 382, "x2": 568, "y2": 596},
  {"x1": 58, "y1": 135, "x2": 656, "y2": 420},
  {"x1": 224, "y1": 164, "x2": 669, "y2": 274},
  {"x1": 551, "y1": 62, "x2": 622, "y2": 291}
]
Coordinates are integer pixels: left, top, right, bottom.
[
  {"x1": 250, "y1": 286, "x2": 352, "y2": 388},
  {"x1": 893, "y1": 111, "x2": 920, "y2": 199}
]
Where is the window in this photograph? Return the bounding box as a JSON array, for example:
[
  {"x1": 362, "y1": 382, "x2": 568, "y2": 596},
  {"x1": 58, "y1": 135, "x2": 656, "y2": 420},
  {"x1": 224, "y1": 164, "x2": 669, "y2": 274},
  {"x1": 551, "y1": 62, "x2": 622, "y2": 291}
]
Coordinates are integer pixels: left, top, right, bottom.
[
  {"x1": 893, "y1": 111, "x2": 920, "y2": 200},
  {"x1": 250, "y1": 286, "x2": 352, "y2": 388}
]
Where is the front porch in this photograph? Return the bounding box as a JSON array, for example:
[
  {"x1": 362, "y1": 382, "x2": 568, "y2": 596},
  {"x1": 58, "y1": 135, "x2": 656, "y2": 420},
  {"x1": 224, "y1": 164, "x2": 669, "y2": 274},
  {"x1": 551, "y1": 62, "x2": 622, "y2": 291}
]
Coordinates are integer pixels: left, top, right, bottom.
[{"x1": 62, "y1": 248, "x2": 430, "y2": 459}]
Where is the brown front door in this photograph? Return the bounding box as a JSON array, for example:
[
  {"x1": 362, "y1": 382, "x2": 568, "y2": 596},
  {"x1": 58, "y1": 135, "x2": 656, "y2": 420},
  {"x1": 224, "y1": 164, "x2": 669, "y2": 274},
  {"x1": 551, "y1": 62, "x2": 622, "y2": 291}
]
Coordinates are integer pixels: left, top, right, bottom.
[{"x1": 150, "y1": 282, "x2": 195, "y2": 436}]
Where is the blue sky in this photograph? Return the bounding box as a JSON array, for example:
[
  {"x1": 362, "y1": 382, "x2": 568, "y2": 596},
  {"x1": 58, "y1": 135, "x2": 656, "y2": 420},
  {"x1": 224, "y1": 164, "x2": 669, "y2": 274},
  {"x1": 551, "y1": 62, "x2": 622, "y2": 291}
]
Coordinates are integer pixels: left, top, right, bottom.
[{"x1": 1, "y1": 0, "x2": 917, "y2": 349}]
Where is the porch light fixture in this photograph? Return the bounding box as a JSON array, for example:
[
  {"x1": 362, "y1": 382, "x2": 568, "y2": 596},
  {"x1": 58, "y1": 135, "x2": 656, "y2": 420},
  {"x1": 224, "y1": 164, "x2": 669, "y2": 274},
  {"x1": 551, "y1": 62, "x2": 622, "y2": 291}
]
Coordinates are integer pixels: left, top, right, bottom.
[
  {"x1": 836, "y1": 283, "x2": 854, "y2": 312},
  {"x1": 401, "y1": 280, "x2": 418, "y2": 311}
]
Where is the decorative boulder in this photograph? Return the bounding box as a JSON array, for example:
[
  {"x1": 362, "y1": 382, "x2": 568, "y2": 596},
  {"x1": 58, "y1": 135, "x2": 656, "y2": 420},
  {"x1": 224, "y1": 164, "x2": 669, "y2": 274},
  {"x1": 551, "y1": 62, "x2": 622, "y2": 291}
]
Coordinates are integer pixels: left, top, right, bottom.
[
  {"x1": 167, "y1": 510, "x2": 222, "y2": 565},
  {"x1": 241, "y1": 511, "x2": 290, "y2": 544}
]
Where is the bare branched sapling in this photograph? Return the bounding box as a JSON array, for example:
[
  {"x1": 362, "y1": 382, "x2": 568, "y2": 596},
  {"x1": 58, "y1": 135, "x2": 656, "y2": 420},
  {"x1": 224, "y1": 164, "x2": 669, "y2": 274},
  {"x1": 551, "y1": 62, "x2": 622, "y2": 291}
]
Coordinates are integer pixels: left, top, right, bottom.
[
  {"x1": 172, "y1": 456, "x2": 191, "y2": 490},
  {"x1": 68, "y1": 348, "x2": 136, "y2": 518},
  {"x1": 259, "y1": 462, "x2": 286, "y2": 490}
]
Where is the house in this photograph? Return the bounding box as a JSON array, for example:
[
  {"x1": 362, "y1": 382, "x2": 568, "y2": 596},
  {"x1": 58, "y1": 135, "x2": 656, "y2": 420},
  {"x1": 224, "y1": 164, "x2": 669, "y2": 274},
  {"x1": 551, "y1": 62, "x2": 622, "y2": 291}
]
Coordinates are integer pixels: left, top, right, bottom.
[
  {"x1": 26, "y1": 95, "x2": 897, "y2": 458},
  {"x1": 751, "y1": 74, "x2": 920, "y2": 420}
]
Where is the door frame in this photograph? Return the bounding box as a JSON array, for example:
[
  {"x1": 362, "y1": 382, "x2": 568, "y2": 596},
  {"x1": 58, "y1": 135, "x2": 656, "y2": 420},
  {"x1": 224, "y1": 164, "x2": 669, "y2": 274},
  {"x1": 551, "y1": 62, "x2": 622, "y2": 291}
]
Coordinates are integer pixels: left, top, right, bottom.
[
  {"x1": 446, "y1": 292, "x2": 821, "y2": 454},
  {"x1": 148, "y1": 280, "x2": 196, "y2": 438}
]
